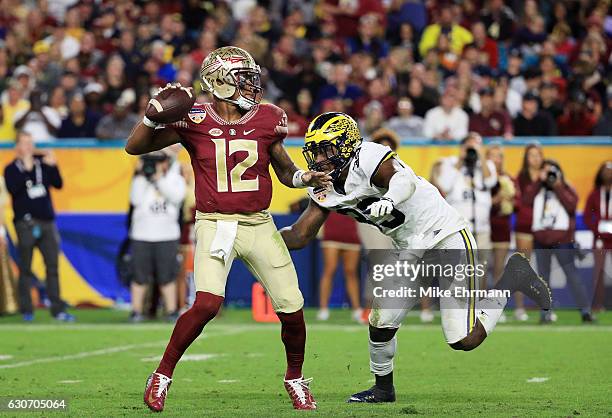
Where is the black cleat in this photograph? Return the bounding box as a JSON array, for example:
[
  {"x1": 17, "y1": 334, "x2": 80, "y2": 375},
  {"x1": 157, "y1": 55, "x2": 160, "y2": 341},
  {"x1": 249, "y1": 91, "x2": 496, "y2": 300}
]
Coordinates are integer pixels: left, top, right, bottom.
[
  {"x1": 347, "y1": 386, "x2": 396, "y2": 403},
  {"x1": 500, "y1": 253, "x2": 552, "y2": 310},
  {"x1": 581, "y1": 312, "x2": 596, "y2": 323}
]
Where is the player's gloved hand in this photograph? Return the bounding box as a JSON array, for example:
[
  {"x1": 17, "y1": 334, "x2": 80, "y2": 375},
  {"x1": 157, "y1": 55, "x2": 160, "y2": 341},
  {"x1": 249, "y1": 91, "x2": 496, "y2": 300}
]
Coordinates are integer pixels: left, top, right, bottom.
[
  {"x1": 367, "y1": 197, "x2": 395, "y2": 218},
  {"x1": 301, "y1": 171, "x2": 333, "y2": 189}
]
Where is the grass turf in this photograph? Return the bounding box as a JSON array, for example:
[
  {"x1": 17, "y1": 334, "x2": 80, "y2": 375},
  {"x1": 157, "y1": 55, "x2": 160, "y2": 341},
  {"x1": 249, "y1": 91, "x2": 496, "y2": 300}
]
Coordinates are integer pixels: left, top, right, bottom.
[{"x1": 0, "y1": 309, "x2": 610, "y2": 417}]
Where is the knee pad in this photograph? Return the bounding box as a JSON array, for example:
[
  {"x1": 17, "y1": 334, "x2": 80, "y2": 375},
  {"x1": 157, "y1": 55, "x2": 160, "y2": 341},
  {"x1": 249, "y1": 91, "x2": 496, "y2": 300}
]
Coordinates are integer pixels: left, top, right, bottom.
[
  {"x1": 369, "y1": 325, "x2": 398, "y2": 343},
  {"x1": 191, "y1": 291, "x2": 223, "y2": 321}
]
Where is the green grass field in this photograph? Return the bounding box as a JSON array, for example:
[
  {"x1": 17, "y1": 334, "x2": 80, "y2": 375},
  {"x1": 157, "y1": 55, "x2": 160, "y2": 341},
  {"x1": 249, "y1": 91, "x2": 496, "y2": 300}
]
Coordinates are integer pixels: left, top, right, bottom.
[{"x1": 0, "y1": 309, "x2": 610, "y2": 417}]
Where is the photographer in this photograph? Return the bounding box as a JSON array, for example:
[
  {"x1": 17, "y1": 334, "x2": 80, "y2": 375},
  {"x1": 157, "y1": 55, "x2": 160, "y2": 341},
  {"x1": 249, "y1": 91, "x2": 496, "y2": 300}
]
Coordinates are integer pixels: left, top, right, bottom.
[
  {"x1": 437, "y1": 132, "x2": 497, "y2": 251},
  {"x1": 4, "y1": 132, "x2": 72, "y2": 321},
  {"x1": 532, "y1": 159, "x2": 593, "y2": 323},
  {"x1": 129, "y1": 151, "x2": 186, "y2": 322}
]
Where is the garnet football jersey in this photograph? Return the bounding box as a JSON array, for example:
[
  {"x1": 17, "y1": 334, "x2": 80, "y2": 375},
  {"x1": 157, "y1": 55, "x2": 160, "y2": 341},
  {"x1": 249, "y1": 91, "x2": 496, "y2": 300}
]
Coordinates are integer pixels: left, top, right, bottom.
[{"x1": 171, "y1": 103, "x2": 288, "y2": 214}]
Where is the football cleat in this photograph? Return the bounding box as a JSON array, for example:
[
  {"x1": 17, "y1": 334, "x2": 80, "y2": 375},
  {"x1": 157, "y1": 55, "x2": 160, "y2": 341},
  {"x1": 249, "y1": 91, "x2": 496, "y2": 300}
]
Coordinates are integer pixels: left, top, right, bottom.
[
  {"x1": 284, "y1": 376, "x2": 317, "y2": 410},
  {"x1": 348, "y1": 385, "x2": 396, "y2": 403},
  {"x1": 501, "y1": 253, "x2": 552, "y2": 310},
  {"x1": 144, "y1": 372, "x2": 172, "y2": 412}
]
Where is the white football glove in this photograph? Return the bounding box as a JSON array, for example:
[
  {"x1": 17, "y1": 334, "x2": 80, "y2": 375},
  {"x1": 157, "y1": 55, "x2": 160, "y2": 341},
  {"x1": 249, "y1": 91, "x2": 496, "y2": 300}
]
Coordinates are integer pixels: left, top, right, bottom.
[{"x1": 367, "y1": 197, "x2": 395, "y2": 218}]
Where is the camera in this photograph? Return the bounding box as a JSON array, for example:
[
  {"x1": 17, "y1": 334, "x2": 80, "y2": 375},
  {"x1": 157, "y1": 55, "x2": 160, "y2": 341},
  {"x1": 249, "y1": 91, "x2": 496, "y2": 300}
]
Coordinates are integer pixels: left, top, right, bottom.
[
  {"x1": 464, "y1": 147, "x2": 478, "y2": 170},
  {"x1": 140, "y1": 153, "x2": 168, "y2": 179},
  {"x1": 544, "y1": 166, "x2": 559, "y2": 188}
]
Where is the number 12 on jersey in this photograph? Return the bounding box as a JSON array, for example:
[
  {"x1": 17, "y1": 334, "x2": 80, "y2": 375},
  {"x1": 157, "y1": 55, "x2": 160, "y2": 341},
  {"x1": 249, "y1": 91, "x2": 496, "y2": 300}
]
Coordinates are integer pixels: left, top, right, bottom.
[{"x1": 212, "y1": 138, "x2": 259, "y2": 192}]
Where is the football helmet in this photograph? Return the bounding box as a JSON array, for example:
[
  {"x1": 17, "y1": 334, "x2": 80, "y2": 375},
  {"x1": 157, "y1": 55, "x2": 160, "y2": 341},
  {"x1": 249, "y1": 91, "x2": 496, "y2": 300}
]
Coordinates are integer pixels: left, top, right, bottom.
[
  {"x1": 199, "y1": 46, "x2": 263, "y2": 110},
  {"x1": 303, "y1": 112, "x2": 362, "y2": 180}
]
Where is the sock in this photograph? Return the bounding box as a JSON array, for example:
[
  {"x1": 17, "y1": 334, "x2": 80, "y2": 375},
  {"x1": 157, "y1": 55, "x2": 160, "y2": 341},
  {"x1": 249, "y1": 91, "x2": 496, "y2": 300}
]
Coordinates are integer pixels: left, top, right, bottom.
[
  {"x1": 375, "y1": 371, "x2": 394, "y2": 392},
  {"x1": 369, "y1": 335, "x2": 397, "y2": 377},
  {"x1": 156, "y1": 291, "x2": 223, "y2": 378},
  {"x1": 477, "y1": 295, "x2": 507, "y2": 335},
  {"x1": 277, "y1": 309, "x2": 306, "y2": 380}
]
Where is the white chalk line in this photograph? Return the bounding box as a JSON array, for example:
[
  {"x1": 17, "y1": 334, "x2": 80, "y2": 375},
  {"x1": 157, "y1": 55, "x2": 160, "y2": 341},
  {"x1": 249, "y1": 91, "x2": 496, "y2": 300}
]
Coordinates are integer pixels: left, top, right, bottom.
[{"x1": 0, "y1": 329, "x2": 242, "y2": 370}]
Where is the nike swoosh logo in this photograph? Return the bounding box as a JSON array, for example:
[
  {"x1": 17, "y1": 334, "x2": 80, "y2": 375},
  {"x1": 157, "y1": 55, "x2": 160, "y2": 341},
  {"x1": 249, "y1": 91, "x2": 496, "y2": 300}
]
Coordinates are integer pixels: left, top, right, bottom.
[{"x1": 244, "y1": 129, "x2": 255, "y2": 135}]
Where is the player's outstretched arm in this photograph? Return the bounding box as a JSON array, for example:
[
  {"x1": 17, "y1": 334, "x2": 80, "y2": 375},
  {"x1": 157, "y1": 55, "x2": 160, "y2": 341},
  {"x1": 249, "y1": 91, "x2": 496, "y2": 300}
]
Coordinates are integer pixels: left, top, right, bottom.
[
  {"x1": 367, "y1": 158, "x2": 417, "y2": 218},
  {"x1": 280, "y1": 199, "x2": 329, "y2": 250},
  {"x1": 125, "y1": 123, "x2": 180, "y2": 155},
  {"x1": 269, "y1": 141, "x2": 332, "y2": 189}
]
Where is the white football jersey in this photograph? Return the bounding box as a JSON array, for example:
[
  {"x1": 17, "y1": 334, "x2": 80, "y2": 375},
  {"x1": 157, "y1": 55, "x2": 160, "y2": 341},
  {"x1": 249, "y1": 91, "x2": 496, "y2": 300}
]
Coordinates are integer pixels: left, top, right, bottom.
[{"x1": 307, "y1": 142, "x2": 468, "y2": 250}]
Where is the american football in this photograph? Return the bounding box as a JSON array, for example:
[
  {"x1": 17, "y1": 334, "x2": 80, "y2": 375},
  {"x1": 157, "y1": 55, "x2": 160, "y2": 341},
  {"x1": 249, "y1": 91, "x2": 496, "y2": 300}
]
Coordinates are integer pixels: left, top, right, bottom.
[
  {"x1": 0, "y1": 1, "x2": 611, "y2": 417},
  {"x1": 145, "y1": 85, "x2": 196, "y2": 124}
]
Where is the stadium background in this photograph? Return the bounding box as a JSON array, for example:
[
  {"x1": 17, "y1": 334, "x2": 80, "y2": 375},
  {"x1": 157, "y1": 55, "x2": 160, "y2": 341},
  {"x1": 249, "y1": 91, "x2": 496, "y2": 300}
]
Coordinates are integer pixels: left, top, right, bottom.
[{"x1": 0, "y1": 137, "x2": 608, "y2": 309}]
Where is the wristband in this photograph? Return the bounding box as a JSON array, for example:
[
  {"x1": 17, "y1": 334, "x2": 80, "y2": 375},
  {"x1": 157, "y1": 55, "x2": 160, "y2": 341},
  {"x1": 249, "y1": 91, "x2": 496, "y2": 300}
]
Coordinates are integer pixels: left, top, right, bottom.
[
  {"x1": 142, "y1": 116, "x2": 159, "y2": 129},
  {"x1": 292, "y1": 169, "x2": 307, "y2": 188}
]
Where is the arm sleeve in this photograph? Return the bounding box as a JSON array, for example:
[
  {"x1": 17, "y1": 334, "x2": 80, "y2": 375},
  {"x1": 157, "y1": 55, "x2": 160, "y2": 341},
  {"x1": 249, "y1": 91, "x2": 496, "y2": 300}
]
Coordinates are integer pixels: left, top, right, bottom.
[
  {"x1": 129, "y1": 176, "x2": 148, "y2": 206},
  {"x1": 482, "y1": 159, "x2": 498, "y2": 190},
  {"x1": 3, "y1": 164, "x2": 27, "y2": 195},
  {"x1": 553, "y1": 182, "x2": 578, "y2": 215},
  {"x1": 43, "y1": 164, "x2": 63, "y2": 189},
  {"x1": 156, "y1": 171, "x2": 186, "y2": 205},
  {"x1": 436, "y1": 158, "x2": 460, "y2": 194},
  {"x1": 383, "y1": 162, "x2": 417, "y2": 205}
]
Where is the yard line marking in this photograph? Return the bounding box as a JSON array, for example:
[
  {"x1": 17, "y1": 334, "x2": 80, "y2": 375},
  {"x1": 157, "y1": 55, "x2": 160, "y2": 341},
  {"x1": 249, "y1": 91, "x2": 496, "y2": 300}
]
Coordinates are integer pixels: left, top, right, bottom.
[
  {"x1": 218, "y1": 379, "x2": 239, "y2": 383},
  {"x1": 526, "y1": 377, "x2": 550, "y2": 383},
  {"x1": 0, "y1": 329, "x2": 242, "y2": 370},
  {"x1": 58, "y1": 380, "x2": 83, "y2": 384},
  {"x1": 0, "y1": 355, "x2": 13, "y2": 360}
]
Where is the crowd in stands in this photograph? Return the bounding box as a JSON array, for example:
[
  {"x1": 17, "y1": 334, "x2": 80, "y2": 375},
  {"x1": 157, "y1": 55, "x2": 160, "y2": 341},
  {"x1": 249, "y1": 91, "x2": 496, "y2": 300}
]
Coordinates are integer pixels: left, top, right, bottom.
[{"x1": 0, "y1": 0, "x2": 611, "y2": 143}]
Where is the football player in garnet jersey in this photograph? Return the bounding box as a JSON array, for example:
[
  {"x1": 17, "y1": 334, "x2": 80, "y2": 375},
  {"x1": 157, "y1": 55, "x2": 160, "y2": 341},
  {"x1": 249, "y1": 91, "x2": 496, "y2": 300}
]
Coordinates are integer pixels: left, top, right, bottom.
[{"x1": 126, "y1": 46, "x2": 331, "y2": 412}]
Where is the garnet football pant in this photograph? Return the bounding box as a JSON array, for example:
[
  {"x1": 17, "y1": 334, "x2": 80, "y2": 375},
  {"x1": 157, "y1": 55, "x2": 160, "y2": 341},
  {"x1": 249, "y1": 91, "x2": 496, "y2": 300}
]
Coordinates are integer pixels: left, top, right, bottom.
[{"x1": 193, "y1": 211, "x2": 304, "y2": 313}]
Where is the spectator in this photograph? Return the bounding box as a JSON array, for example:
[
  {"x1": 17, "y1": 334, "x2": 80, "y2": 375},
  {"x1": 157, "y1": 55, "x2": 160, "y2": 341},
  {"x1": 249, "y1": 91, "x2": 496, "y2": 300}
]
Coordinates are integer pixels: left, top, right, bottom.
[
  {"x1": 437, "y1": 132, "x2": 497, "y2": 251},
  {"x1": 593, "y1": 88, "x2": 612, "y2": 136},
  {"x1": 0, "y1": 79, "x2": 30, "y2": 142},
  {"x1": 347, "y1": 13, "x2": 389, "y2": 59},
  {"x1": 384, "y1": 97, "x2": 424, "y2": 138},
  {"x1": 532, "y1": 159, "x2": 593, "y2": 323},
  {"x1": 3, "y1": 132, "x2": 73, "y2": 322},
  {"x1": 419, "y1": 4, "x2": 473, "y2": 57},
  {"x1": 512, "y1": 92, "x2": 556, "y2": 136},
  {"x1": 353, "y1": 77, "x2": 396, "y2": 119},
  {"x1": 317, "y1": 63, "x2": 362, "y2": 109},
  {"x1": 471, "y1": 22, "x2": 499, "y2": 68},
  {"x1": 583, "y1": 161, "x2": 612, "y2": 312},
  {"x1": 129, "y1": 152, "x2": 186, "y2": 322},
  {"x1": 96, "y1": 90, "x2": 139, "y2": 140},
  {"x1": 480, "y1": 0, "x2": 516, "y2": 42},
  {"x1": 359, "y1": 100, "x2": 385, "y2": 136},
  {"x1": 423, "y1": 88, "x2": 469, "y2": 140},
  {"x1": 513, "y1": 143, "x2": 544, "y2": 321},
  {"x1": 406, "y1": 76, "x2": 438, "y2": 117},
  {"x1": 317, "y1": 212, "x2": 363, "y2": 324},
  {"x1": 539, "y1": 82, "x2": 563, "y2": 121},
  {"x1": 469, "y1": 87, "x2": 513, "y2": 138},
  {"x1": 58, "y1": 94, "x2": 100, "y2": 138},
  {"x1": 14, "y1": 90, "x2": 61, "y2": 143},
  {"x1": 487, "y1": 144, "x2": 517, "y2": 322},
  {"x1": 557, "y1": 90, "x2": 598, "y2": 135}
]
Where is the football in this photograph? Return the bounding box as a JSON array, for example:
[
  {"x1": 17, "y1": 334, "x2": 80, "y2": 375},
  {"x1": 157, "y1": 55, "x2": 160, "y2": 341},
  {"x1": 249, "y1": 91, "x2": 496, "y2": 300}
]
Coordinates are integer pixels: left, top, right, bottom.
[{"x1": 145, "y1": 85, "x2": 196, "y2": 124}]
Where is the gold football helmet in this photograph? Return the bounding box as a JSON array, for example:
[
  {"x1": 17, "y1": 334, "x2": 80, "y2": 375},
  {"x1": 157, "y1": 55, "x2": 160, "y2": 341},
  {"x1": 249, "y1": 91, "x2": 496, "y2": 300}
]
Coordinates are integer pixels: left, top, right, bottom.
[
  {"x1": 303, "y1": 112, "x2": 362, "y2": 180},
  {"x1": 199, "y1": 46, "x2": 262, "y2": 110}
]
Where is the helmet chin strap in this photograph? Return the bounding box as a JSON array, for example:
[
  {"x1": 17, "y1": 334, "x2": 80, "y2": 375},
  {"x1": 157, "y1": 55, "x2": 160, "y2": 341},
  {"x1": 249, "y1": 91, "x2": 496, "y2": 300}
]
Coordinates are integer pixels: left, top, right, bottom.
[{"x1": 215, "y1": 92, "x2": 255, "y2": 111}]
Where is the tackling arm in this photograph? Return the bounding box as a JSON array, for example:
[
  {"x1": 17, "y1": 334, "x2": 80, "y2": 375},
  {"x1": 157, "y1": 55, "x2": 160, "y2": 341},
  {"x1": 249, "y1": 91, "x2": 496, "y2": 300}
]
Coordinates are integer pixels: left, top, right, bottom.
[
  {"x1": 125, "y1": 123, "x2": 181, "y2": 155},
  {"x1": 269, "y1": 141, "x2": 332, "y2": 189},
  {"x1": 280, "y1": 199, "x2": 329, "y2": 250}
]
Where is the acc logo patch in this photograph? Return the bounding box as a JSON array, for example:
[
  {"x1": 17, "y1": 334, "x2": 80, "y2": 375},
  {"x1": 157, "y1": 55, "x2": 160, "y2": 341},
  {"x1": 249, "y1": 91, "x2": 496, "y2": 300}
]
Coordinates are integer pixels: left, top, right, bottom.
[
  {"x1": 188, "y1": 108, "x2": 206, "y2": 124},
  {"x1": 208, "y1": 128, "x2": 223, "y2": 136}
]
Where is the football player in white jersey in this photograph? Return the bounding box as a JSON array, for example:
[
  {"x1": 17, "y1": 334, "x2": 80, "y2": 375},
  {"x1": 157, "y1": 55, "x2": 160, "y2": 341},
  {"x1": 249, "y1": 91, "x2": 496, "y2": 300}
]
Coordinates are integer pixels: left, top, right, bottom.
[{"x1": 280, "y1": 112, "x2": 552, "y2": 403}]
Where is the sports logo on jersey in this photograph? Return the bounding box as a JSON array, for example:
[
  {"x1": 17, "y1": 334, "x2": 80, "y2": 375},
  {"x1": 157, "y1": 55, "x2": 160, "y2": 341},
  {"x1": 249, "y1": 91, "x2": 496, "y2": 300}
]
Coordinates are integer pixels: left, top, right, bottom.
[
  {"x1": 229, "y1": 128, "x2": 236, "y2": 136},
  {"x1": 209, "y1": 128, "x2": 223, "y2": 136},
  {"x1": 188, "y1": 108, "x2": 206, "y2": 124},
  {"x1": 314, "y1": 188, "x2": 327, "y2": 202}
]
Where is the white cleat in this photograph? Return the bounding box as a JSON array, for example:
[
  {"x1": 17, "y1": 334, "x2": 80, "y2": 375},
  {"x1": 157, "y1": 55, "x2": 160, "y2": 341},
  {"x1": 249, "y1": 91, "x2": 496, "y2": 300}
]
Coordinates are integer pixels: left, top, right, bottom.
[
  {"x1": 352, "y1": 309, "x2": 365, "y2": 324},
  {"x1": 420, "y1": 309, "x2": 434, "y2": 323},
  {"x1": 514, "y1": 308, "x2": 529, "y2": 322},
  {"x1": 316, "y1": 309, "x2": 330, "y2": 321}
]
